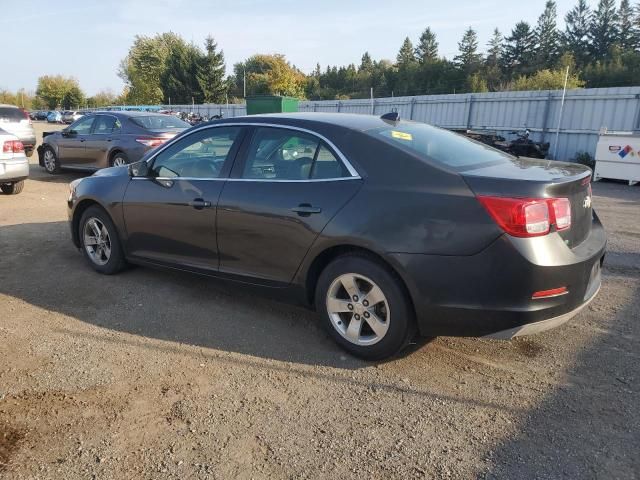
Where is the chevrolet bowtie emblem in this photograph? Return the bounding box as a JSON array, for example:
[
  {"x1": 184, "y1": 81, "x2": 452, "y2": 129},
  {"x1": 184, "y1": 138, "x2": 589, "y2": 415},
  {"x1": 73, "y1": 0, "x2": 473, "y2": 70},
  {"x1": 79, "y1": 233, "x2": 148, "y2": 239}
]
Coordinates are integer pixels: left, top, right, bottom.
[{"x1": 583, "y1": 196, "x2": 592, "y2": 208}]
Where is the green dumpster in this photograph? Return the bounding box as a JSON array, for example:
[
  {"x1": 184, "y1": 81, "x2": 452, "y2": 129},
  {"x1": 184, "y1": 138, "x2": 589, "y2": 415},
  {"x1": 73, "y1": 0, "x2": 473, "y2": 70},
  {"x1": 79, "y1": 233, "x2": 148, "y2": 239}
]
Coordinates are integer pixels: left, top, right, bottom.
[{"x1": 246, "y1": 95, "x2": 299, "y2": 115}]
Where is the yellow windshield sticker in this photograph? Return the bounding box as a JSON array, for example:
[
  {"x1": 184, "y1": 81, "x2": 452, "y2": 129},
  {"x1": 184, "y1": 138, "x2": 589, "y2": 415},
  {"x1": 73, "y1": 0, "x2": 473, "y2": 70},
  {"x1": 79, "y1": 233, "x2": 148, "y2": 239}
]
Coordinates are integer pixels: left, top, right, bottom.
[{"x1": 391, "y1": 131, "x2": 413, "y2": 141}]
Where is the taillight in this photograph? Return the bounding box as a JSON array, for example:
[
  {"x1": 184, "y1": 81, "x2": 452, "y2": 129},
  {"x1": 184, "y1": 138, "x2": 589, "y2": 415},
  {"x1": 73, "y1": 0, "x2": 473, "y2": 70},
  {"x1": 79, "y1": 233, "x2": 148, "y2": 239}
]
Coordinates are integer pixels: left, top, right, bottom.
[
  {"x1": 135, "y1": 137, "x2": 167, "y2": 148},
  {"x1": 20, "y1": 108, "x2": 32, "y2": 125},
  {"x1": 550, "y1": 198, "x2": 571, "y2": 231},
  {"x1": 2, "y1": 140, "x2": 25, "y2": 153},
  {"x1": 478, "y1": 196, "x2": 571, "y2": 238}
]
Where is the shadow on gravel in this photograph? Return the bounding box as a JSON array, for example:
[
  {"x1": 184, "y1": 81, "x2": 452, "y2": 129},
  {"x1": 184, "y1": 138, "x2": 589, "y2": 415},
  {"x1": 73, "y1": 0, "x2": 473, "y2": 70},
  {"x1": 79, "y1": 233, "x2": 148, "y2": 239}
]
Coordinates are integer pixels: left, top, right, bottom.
[
  {"x1": 480, "y1": 260, "x2": 640, "y2": 477},
  {"x1": 26, "y1": 164, "x2": 88, "y2": 184},
  {"x1": 0, "y1": 221, "x2": 426, "y2": 371}
]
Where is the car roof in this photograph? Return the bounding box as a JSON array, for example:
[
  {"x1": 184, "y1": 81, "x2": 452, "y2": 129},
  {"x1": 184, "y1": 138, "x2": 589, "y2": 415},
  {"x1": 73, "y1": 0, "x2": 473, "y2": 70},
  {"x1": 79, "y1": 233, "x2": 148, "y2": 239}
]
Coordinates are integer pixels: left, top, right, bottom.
[
  {"x1": 0, "y1": 104, "x2": 20, "y2": 109},
  {"x1": 219, "y1": 112, "x2": 410, "y2": 132},
  {"x1": 89, "y1": 111, "x2": 166, "y2": 118}
]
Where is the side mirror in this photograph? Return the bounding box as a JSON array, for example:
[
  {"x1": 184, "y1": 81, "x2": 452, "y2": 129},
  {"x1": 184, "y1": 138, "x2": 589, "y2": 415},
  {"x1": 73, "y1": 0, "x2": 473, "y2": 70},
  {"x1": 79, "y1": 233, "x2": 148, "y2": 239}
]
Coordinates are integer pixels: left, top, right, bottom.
[
  {"x1": 128, "y1": 160, "x2": 150, "y2": 177},
  {"x1": 63, "y1": 129, "x2": 77, "y2": 137}
]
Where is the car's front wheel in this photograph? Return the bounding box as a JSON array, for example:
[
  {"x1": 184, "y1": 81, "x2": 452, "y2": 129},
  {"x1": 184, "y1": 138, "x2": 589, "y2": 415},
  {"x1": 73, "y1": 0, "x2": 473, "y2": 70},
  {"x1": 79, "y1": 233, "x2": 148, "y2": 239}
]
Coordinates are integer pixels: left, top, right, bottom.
[
  {"x1": 79, "y1": 206, "x2": 126, "y2": 275},
  {"x1": 42, "y1": 147, "x2": 60, "y2": 174},
  {"x1": 1, "y1": 181, "x2": 25, "y2": 195},
  {"x1": 316, "y1": 254, "x2": 415, "y2": 360}
]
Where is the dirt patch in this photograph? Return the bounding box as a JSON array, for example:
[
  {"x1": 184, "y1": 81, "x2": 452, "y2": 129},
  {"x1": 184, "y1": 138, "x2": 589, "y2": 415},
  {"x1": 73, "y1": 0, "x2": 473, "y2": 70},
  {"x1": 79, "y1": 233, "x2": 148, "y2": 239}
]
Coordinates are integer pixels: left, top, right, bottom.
[{"x1": 0, "y1": 423, "x2": 25, "y2": 473}]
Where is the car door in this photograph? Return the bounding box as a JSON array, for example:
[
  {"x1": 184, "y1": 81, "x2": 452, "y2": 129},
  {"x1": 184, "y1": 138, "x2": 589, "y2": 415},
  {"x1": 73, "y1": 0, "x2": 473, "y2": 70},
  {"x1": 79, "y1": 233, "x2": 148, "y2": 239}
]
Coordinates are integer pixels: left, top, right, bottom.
[
  {"x1": 84, "y1": 114, "x2": 120, "y2": 168},
  {"x1": 122, "y1": 125, "x2": 246, "y2": 272},
  {"x1": 216, "y1": 125, "x2": 362, "y2": 285},
  {"x1": 58, "y1": 115, "x2": 95, "y2": 166}
]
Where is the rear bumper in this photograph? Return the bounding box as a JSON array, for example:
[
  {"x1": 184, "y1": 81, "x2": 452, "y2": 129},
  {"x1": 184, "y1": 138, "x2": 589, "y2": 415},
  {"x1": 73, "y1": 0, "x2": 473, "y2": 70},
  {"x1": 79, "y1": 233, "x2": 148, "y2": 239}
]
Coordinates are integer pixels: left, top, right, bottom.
[
  {"x1": 390, "y1": 213, "x2": 607, "y2": 338},
  {"x1": 484, "y1": 284, "x2": 600, "y2": 339},
  {"x1": 0, "y1": 157, "x2": 29, "y2": 182}
]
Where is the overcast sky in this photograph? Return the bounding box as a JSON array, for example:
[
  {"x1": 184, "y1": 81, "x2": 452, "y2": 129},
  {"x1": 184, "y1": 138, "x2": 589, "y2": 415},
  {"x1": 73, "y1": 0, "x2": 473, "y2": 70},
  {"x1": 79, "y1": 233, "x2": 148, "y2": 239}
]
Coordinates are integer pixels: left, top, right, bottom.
[{"x1": 2, "y1": 0, "x2": 582, "y2": 95}]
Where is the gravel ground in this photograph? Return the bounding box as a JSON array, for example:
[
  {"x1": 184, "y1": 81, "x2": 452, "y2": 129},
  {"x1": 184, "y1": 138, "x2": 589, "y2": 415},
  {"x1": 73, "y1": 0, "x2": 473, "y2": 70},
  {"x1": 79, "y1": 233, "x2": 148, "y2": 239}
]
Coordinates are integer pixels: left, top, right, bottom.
[{"x1": 0, "y1": 123, "x2": 638, "y2": 479}]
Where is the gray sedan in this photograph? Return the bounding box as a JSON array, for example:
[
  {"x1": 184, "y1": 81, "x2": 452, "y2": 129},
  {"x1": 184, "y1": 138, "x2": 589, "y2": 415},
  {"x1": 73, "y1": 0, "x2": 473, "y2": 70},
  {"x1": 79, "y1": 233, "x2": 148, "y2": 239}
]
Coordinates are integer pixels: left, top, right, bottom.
[{"x1": 38, "y1": 111, "x2": 190, "y2": 173}]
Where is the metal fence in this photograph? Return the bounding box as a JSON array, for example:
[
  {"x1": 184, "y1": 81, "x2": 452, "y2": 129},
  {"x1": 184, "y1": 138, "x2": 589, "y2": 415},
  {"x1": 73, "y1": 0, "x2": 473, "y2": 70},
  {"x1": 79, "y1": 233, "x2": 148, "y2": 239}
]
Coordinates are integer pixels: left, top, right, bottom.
[{"x1": 150, "y1": 87, "x2": 640, "y2": 161}]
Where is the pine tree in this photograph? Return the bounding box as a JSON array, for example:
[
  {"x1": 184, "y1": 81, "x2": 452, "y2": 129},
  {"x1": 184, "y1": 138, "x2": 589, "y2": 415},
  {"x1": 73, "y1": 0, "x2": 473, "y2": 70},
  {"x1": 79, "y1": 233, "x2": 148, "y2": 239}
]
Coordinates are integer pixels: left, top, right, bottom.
[
  {"x1": 485, "y1": 28, "x2": 504, "y2": 91},
  {"x1": 503, "y1": 22, "x2": 536, "y2": 77},
  {"x1": 535, "y1": 1, "x2": 560, "y2": 69},
  {"x1": 618, "y1": 0, "x2": 639, "y2": 50},
  {"x1": 486, "y1": 28, "x2": 504, "y2": 66},
  {"x1": 197, "y1": 36, "x2": 227, "y2": 103},
  {"x1": 415, "y1": 27, "x2": 439, "y2": 63},
  {"x1": 563, "y1": 0, "x2": 592, "y2": 68},
  {"x1": 454, "y1": 27, "x2": 482, "y2": 72},
  {"x1": 590, "y1": 0, "x2": 619, "y2": 59},
  {"x1": 396, "y1": 37, "x2": 417, "y2": 65},
  {"x1": 360, "y1": 52, "x2": 374, "y2": 71}
]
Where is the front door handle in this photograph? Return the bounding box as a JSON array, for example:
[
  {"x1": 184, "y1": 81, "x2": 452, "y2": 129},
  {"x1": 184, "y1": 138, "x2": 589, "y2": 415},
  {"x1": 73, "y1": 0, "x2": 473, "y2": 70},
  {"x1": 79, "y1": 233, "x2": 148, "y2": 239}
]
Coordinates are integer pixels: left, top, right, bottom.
[
  {"x1": 291, "y1": 203, "x2": 322, "y2": 216},
  {"x1": 188, "y1": 198, "x2": 212, "y2": 210},
  {"x1": 80, "y1": 138, "x2": 86, "y2": 142}
]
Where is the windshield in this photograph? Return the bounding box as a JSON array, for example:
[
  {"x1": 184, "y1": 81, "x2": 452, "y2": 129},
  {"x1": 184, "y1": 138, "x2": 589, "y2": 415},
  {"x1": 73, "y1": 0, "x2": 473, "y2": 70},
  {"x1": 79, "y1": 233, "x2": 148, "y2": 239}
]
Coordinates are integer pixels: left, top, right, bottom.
[
  {"x1": 368, "y1": 122, "x2": 513, "y2": 170},
  {"x1": 130, "y1": 115, "x2": 190, "y2": 130}
]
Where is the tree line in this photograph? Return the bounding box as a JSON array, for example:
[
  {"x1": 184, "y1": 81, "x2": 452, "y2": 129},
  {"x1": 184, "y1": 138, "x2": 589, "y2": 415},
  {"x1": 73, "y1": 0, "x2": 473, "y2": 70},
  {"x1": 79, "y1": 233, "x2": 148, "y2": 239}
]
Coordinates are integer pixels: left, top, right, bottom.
[{"x1": 2, "y1": 0, "x2": 639, "y2": 109}]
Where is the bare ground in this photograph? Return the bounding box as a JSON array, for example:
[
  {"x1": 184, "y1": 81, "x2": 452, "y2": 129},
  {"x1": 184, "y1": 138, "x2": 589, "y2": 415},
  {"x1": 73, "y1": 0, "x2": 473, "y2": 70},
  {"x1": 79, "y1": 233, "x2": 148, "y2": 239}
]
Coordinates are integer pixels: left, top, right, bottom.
[{"x1": 0, "y1": 123, "x2": 638, "y2": 479}]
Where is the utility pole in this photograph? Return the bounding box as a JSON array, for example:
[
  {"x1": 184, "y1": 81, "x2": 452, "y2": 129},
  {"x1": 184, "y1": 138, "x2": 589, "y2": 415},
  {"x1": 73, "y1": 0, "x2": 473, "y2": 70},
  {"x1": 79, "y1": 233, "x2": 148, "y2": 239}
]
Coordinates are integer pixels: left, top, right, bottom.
[
  {"x1": 370, "y1": 87, "x2": 374, "y2": 115},
  {"x1": 243, "y1": 68, "x2": 246, "y2": 98},
  {"x1": 552, "y1": 66, "x2": 570, "y2": 160}
]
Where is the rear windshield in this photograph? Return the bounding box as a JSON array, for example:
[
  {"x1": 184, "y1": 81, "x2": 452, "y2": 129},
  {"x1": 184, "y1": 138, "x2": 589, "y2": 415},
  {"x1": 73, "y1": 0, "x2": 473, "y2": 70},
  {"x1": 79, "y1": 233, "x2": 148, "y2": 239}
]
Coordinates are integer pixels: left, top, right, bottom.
[
  {"x1": 0, "y1": 107, "x2": 25, "y2": 122},
  {"x1": 130, "y1": 115, "x2": 190, "y2": 130},
  {"x1": 368, "y1": 122, "x2": 512, "y2": 169}
]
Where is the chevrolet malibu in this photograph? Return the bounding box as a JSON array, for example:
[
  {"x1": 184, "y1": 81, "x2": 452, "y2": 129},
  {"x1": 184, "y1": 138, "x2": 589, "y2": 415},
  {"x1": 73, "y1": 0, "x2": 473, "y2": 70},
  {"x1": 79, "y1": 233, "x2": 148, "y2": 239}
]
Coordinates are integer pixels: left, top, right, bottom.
[{"x1": 67, "y1": 113, "x2": 606, "y2": 359}]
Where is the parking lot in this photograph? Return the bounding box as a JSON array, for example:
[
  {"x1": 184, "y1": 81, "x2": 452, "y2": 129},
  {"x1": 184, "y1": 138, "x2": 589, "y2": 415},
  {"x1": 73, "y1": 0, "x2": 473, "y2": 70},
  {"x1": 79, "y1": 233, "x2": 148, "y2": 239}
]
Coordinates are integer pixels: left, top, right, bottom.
[{"x1": 0, "y1": 122, "x2": 638, "y2": 479}]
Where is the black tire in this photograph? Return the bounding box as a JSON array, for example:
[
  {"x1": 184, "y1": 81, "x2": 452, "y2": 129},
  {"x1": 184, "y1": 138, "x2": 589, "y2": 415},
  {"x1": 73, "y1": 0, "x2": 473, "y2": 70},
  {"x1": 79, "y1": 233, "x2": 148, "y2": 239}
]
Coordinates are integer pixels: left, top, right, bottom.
[
  {"x1": 78, "y1": 206, "x2": 127, "y2": 275},
  {"x1": 42, "y1": 146, "x2": 60, "y2": 174},
  {"x1": 1, "y1": 180, "x2": 25, "y2": 195},
  {"x1": 315, "y1": 254, "x2": 416, "y2": 360},
  {"x1": 110, "y1": 152, "x2": 129, "y2": 167}
]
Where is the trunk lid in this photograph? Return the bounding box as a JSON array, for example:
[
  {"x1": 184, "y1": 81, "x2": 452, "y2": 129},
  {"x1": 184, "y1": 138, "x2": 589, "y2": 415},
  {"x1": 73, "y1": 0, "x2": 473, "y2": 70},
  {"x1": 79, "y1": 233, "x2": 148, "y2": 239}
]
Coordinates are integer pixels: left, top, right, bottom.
[{"x1": 462, "y1": 157, "x2": 593, "y2": 248}]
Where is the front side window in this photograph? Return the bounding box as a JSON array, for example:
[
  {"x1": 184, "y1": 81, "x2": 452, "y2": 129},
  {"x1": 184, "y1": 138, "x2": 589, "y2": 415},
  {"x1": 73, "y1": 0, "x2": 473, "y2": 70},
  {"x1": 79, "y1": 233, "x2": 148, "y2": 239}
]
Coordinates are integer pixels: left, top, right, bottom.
[
  {"x1": 69, "y1": 116, "x2": 95, "y2": 134},
  {"x1": 151, "y1": 127, "x2": 241, "y2": 179},
  {"x1": 242, "y1": 127, "x2": 348, "y2": 180}
]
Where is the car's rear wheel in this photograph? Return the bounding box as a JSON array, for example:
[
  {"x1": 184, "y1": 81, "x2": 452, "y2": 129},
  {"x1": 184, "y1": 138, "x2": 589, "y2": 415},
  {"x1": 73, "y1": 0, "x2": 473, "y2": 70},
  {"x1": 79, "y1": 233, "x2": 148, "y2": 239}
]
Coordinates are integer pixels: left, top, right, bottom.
[
  {"x1": 1, "y1": 181, "x2": 25, "y2": 195},
  {"x1": 110, "y1": 152, "x2": 129, "y2": 167},
  {"x1": 43, "y1": 147, "x2": 60, "y2": 174},
  {"x1": 79, "y1": 206, "x2": 126, "y2": 275},
  {"x1": 315, "y1": 254, "x2": 415, "y2": 360}
]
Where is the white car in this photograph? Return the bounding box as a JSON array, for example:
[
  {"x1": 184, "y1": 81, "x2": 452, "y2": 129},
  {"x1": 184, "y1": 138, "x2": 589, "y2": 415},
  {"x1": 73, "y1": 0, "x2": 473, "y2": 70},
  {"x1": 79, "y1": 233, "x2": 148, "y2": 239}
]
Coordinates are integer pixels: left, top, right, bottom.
[{"x1": 0, "y1": 128, "x2": 28, "y2": 194}]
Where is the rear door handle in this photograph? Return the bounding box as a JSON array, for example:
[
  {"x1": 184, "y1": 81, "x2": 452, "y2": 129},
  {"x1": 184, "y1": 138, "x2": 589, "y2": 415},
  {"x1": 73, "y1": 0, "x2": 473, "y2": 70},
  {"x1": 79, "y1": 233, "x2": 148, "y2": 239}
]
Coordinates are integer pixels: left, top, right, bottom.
[
  {"x1": 291, "y1": 204, "x2": 322, "y2": 216},
  {"x1": 188, "y1": 198, "x2": 212, "y2": 210}
]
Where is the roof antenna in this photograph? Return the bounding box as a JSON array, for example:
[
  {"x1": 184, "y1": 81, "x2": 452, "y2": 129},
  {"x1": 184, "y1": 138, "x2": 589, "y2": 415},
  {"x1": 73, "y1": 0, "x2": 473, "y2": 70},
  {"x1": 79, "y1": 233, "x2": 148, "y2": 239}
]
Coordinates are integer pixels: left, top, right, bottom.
[{"x1": 380, "y1": 110, "x2": 400, "y2": 123}]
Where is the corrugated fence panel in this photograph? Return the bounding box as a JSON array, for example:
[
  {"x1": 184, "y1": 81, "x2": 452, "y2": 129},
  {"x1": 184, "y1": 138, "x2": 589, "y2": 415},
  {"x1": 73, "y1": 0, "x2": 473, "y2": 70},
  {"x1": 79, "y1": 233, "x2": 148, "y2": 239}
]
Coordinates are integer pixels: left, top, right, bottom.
[{"x1": 109, "y1": 87, "x2": 640, "y2": 161}]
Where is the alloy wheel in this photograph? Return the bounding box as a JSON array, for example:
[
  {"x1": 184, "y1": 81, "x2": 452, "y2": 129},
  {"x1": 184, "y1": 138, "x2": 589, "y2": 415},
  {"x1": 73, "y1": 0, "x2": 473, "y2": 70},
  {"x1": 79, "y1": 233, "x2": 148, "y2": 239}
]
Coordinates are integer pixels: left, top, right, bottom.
[
  {"x1": 83, "y1": 217, "x2": 112, "y2": 266},
  {"x1": 326, "y1": 273, "x2": 390, "y2": 346},
  {"x1": 112, "y1": 156, "x2": 127, "y2": 167},
  {"x1": 43, "y1": 150, "x2": 56, "y2": 172}
]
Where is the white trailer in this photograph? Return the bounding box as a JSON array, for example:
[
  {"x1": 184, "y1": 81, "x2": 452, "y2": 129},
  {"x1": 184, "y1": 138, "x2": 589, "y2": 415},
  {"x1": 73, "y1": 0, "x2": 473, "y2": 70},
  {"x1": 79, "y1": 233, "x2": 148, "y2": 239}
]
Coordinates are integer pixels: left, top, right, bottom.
[{"x1": 594, "y1": 130, "x2": 640, "y2": 186}]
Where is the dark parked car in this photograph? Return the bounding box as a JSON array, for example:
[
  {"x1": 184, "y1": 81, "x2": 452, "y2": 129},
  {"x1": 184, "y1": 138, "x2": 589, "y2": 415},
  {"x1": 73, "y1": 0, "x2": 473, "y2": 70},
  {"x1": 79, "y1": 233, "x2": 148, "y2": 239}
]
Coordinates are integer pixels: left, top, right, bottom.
[
  {"x1": 38, "y1": 111, "x2": 190, "y2": 173},
  {"x1": 67, "y1": 113, "x2": 606, "y2": 359}
]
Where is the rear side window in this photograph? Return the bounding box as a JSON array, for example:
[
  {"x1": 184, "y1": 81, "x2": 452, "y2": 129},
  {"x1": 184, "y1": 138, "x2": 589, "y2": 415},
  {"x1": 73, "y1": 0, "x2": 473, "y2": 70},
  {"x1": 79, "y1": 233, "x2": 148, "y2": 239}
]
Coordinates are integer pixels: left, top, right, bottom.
[
  {"x1": 369, "y1": 122, "x2": 512, "y2": 169},
  {"x1": 130, "y1": 115, "x2": 190, "y2": 129},
  {"x1": 93, "y1": 115, "x2": 120, "y2": 134},
  {"x1": 0, "y1": 107, "x2": 24, "y2": 122},
  {"x1": 241, "y1": 127, "x2": 348, "y2": 180}
]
